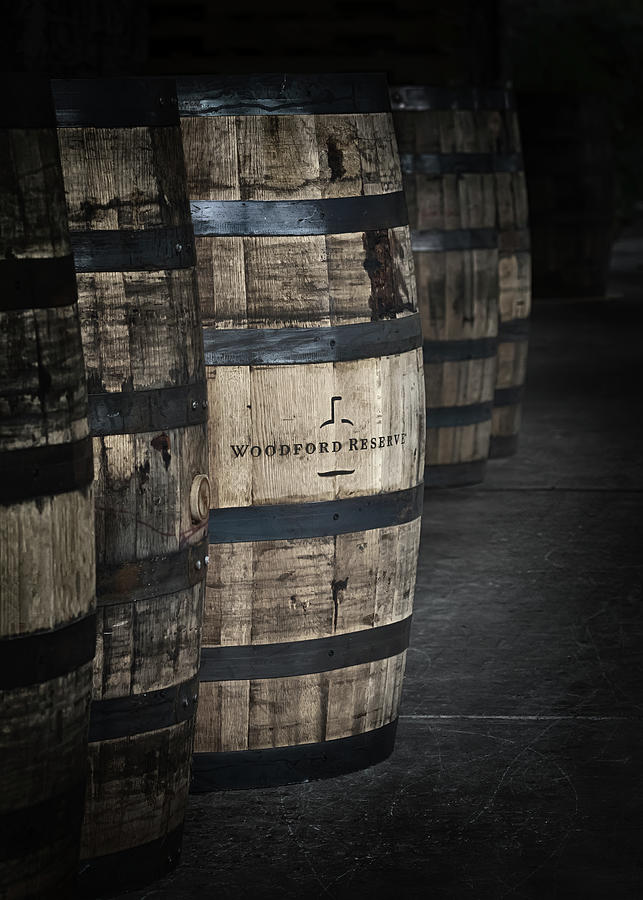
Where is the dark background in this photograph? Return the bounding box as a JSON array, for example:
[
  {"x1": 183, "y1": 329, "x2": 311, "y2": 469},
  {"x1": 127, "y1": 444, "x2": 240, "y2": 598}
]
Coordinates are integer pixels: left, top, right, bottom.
[{"x1": 3, "y1": 0, "x2": 643, "y2": 230}]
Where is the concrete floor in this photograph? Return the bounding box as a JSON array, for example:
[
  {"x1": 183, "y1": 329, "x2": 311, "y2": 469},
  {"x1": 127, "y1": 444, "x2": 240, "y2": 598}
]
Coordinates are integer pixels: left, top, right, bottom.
[{"x1": 117, "y1": 254, "x2": 643, "y2": 899}]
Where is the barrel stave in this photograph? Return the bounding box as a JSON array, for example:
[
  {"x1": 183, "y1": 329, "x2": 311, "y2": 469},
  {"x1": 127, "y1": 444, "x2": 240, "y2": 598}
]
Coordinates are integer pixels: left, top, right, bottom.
[{"x1": 205, "y1": 519, "x2": 419, "y2": 648}]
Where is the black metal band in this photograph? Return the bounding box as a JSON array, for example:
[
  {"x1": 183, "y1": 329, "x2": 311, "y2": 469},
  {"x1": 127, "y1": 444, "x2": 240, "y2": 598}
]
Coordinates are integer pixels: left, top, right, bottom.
[
  {"x1": 89, "y1": 383, "x2": 208, "y2": 436},
  {"x1": 88, "y1": 675, "x2": 199, "y2": 742},
  {"x1": 191, "y1": 192, "x2": 408, "y2": 237},
  {"x1": 200, "y1": 617, "x2": 411, "y2": 682},
  {"x1": 425, "y1": 459, "x2": 487, "y2": 489},
  {"x1": 0, "y1": 613, "x2": 96, "y2": 689},
  {"x1": 0, "y1": 255, "x2": 77, "y2": 311},
  {"x1": 400, "y1": 152, "x2": 522, "y2": 175},
  {"x1": 209, "y1": 484, "x2": 423, "y2": 544},
  {"x1": 52, "y1": 77, "x2": 179, "y2": 127},
  {"x1": 494, "y1": 385, "x2": 524, "y2": 407},
  {"x1": 498, "y1": 229, "x2": 531, "y2": 253},
  {"x1": 178, "y1": 73, "x2": 391, "y2": 116},
  {"x1": 203, "y1": 315, "x2": 422, "y2": 366},
  {"x1": 70, "y1": 226, "x2": 195, "y2": 272},
  {"x1": 0, "y1": 435, "x2": 93, "y2": 505},
  {"x1": 96, "y1": 537, "x2": 209, "y2": 606},
  {"x1": 191, "y1": 719, "x2": 398, "y2": 792},
  {"x1": 0, "y1": 783, "x2": 85, "y2": 863},
  {"x1": 390, "y1": 85, "x2": 515, "y2": 111},
  {"x1": 423, "y1": 336, "x2": 497, "y2": 362},
  {"x1": 427, "y1": 402, "x2": 492, "y2": 429},
  {"x1": 4, "y1": 74, "x2": 57, "y2": 127},
  {"x1": 411, "y1": 228, "x2": 498, "y2": 252},
  {"x1": 77, "y1": 825, "x2": 184, "y2": 898},
  {"x1": 498, "y1": 317, "x2": 530, "y2": 341},
  {"x1": 489, "y1": 433, "x2": 519, "y2": 459}
]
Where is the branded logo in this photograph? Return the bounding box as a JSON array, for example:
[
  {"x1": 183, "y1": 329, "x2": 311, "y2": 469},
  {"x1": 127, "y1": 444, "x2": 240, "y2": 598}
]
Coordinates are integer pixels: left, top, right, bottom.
[
  {"x1": 318, "y1": 396, "x2": 355, "y2": 478},
  {"x1": 230, "y1": 394, "x2": 406, "y2": 478}
]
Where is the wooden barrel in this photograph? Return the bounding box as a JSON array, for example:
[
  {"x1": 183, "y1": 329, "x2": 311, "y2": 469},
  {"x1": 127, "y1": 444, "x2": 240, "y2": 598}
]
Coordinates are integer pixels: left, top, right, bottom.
[
  {"x1": 0, "y1": 76, "x2": 95, "y2": 900},
  {"x1": 518, "y1": 92, "x2": 614, "y2": 299},
  {"x1": 391, "y1": 85, "x2": 509, "y2": 485},
  {"x1": 487, "y1": 90, "x2": 530, "y2": 458},
  {"x1": 178, "y1": 73, "x2": 424, "y2": 790},
  {"x1": 53, "y1": 78, "x2": 209, "y2": 895}
]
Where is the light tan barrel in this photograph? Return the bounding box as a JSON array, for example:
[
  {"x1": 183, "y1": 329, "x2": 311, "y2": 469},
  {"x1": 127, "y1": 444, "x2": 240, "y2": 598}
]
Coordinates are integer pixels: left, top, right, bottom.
[
  {"x1": 53, "y1": 78, "x2": 208, "y2": 896},
  {"x1": 178, "y1": 73, "x2": 424, "y2": 790},
  {"x1": 0, "y1": 75, "x2": 95, "y2": 900}
]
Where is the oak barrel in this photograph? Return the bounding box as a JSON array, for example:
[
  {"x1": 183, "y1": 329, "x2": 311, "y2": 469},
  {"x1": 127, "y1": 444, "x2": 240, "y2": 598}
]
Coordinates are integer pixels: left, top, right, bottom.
[
  {"x1": 178, "y1": 73, "x2": 425, "y2": 790},
  {"x1": 53, "y1": 78, "x2": 209, "y2": 895},
  {"x1": 0, "y1": 76, "x2": 95, "y2": 899},
  {"x1": 391, "y1": 85, "x2": 508, "y2": 485},
  {"x1": 518, "y1": 92, "x2": 614, "y2": 299}
]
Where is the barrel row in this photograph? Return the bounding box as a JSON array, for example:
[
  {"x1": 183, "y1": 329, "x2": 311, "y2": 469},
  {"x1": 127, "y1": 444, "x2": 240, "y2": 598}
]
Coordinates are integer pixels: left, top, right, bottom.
[
  {"x1": 2, "y1": 73, "x2": 425, "y2": 900},
  {"x1": 391, "y1": 84, "x2": 531, "y2": 480},
  {"x1": 3, "y1": 72, "x2": 539, "y2": 899}
]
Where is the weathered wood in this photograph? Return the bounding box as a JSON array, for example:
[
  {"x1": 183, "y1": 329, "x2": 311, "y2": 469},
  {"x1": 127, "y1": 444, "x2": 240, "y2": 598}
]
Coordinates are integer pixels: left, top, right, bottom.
[
  {"x1": 179, "y1": 73, "x2": 424, "y2": 789},
  {"x1": 53, "y1": 77, "x2": 208, "y2": 896},
  {"x1": 0, "y1": 76, "x2": 95, "y2": 900},
  {"x1": 392, "y1": 85, "x2": 532, "y2": 473}
]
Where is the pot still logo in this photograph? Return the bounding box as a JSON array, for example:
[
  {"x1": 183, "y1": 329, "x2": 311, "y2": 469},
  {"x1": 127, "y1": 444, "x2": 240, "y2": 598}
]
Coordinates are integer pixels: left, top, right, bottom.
[{"x1": 230, "y1": 395, "x2": 407, "y2": 478}]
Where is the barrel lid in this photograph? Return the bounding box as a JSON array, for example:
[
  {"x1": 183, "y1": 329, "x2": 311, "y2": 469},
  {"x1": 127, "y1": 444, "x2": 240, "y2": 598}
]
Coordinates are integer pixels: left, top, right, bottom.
[
  {"x1": 52, "y1": 77, "x2": 179, "y2": 127},
  {"x1": 177, "y1": 72, "x2": 391, "y2": 116},
  {"x1": 390, "y1": 85, "x2": 515, "y2": 111}
]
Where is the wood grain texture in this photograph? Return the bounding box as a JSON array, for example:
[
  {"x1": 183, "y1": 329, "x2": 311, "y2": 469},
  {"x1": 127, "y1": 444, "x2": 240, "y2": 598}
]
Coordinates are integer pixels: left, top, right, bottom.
[
  {"x1": 182, "y1": 82, "x2": 423, "y2": 776},
  {"x1": 0, "y1": 90, "x2": 94, "y2": 900},
  {"x1": 195, "y1": 652, "x2": 406, "y2": 753},
  {"x1": 56, "y1": 83, "x2": 208, "y2": 873}
]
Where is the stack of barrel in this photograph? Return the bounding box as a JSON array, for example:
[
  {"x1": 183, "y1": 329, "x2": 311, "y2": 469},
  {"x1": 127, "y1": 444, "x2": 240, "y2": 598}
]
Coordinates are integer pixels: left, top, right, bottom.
[
  {"x1": 391, "y1": 84, "x2": 532, "y2": 481},
  {"x1": 1, "y1": 68, "x2": 533, "y2": 898},
  {"x1": 1, "y1": 71, "x2": 426, "y2": 897}
]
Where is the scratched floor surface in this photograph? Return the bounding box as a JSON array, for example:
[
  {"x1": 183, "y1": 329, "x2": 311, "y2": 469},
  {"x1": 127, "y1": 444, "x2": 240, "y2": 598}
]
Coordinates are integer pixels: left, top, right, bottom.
[{"x1": 114, "y1": 265, "x2": 643, "y2": 899}]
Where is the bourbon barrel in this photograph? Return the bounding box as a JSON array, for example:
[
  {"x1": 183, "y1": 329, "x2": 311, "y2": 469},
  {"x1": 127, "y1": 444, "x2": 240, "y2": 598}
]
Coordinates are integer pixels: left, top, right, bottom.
[
  {"x1": 53, "y1": 78, "x2": 209, "y2": 895},
  {"x1": 391, "y1": 86, "x2": 530, "y2": 477},
  {"x1": 0, "y1": 76, "x2": 95, "y2": 899},
  {"x1": 178, "y1": 73, "x2": 424, "y2": 790}
]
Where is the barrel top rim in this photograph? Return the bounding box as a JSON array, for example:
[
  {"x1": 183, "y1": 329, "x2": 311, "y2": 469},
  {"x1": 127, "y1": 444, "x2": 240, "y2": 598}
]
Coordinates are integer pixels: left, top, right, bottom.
[
  {"x1": 52, "y1": 76, "x2": 180, "y2": 127},
  {"x1": 177, "y1": 72, "x2": 391, "y2": 115},
  {"x1": 52, "y1": 75, "x2": 178, "y2": 88}
]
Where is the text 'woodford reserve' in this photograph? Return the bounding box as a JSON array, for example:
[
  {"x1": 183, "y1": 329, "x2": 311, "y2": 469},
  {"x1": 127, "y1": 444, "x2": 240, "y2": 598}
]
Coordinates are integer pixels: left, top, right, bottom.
[{"x1": 231, "y1": 433, "x2": 407, "y2": 459}]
